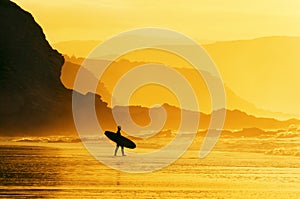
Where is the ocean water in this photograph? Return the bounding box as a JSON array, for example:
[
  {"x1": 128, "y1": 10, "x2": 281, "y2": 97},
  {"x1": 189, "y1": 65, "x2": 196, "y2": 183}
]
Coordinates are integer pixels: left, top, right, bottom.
[{"x1": 0, "y1": 137, "x2": 300, "y2": 198}]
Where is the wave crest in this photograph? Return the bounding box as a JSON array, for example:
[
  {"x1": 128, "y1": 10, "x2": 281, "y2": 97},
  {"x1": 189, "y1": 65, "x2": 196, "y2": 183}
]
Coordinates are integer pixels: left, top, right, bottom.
[
  {"x1": 265, "y1": 146, "x2": 300, "y2": 156},
  {"x1": 12, "y1": 136, "x2": 82, "y2": 143}
]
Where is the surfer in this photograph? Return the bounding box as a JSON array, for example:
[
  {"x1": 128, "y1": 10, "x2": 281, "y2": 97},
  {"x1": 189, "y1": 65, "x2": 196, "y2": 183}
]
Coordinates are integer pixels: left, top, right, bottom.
[
  {"x1": 104, "y1": 126, "x2": 135, "y2": 156},
  {"x1": 114, "y1": 125, "x2": 125, "y2": 156}
]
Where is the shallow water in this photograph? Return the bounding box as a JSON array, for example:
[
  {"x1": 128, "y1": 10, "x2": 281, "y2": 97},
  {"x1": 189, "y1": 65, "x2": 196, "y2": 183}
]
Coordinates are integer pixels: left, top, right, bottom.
[{"x1": 0, "y1": 138, "x2": 300, "y2": 198}]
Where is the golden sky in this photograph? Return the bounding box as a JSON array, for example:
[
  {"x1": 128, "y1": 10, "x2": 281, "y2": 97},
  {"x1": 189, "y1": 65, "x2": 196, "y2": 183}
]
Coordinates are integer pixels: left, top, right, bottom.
[{"x1": 12, "y1": 0, "x2": 300, "y2": 44}]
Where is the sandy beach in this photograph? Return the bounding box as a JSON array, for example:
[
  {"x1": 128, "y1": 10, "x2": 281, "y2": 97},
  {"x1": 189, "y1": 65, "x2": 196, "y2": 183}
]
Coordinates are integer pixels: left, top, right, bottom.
[{"x1": 1, "y1": 136, "x2": 299, "y2": 198}]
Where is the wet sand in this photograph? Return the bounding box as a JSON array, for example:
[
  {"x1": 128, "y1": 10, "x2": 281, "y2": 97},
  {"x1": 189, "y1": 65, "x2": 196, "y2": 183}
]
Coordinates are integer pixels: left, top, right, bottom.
[{"x1": 0, "y1": 137, "x2": 300, "y2": 198}]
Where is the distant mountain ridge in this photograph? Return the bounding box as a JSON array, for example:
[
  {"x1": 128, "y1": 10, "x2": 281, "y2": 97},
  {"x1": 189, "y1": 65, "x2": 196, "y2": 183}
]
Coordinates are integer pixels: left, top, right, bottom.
[
  {"x1": 52, "y1": 36, "x2": 300, "y2": 59},
  {"x1": 113, "y1": 104, "x2": 300, "y2": 131},
  {"x1": 1, "y1": 0, "x2": 299, "y2": 137},
  {"x1": 54, "y1": 36, "x2": 300, "y2": 119},
  {"x1": 61, "y1": 55, "x2": 299, "y2": 120}
]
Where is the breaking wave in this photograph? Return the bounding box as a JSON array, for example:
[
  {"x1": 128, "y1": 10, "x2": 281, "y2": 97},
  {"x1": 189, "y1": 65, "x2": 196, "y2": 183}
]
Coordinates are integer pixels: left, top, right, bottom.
[
  {"x1": 12, "y1": 136, "x2": 82, "y2": 143},
  {"x1": 10, "y1": 136, "x2": 105, "y2": 143},
  {"x1": 265, "y1": 146, "x2": 300, "y2": 156},
  {"x1": 276, "y1": 131, "x2": 300, "y2": 138}
]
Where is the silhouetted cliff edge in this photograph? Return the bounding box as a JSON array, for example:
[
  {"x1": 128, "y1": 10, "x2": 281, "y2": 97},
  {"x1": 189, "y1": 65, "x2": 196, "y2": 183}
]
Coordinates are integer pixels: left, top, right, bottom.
[{"x1": 0, "y1": 0, "x2": 111, "y2": 135}]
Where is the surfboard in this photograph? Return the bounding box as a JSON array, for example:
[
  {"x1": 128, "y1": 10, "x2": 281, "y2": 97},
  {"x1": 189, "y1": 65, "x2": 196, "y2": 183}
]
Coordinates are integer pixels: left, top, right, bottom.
[{"x1": 104, "y1": 131, "x2": 136, "y2": 149}]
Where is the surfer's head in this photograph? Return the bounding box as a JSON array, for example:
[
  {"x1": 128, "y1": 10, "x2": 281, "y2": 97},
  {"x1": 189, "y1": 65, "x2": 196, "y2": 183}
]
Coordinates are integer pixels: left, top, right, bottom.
[{"x1": 117, "y1": 125, "x2": 121, "y2": 130}]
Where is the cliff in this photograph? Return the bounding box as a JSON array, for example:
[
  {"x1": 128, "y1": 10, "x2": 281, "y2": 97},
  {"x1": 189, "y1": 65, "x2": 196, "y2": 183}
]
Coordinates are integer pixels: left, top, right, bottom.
[{"x1": 0, "y1": 0, "x2": 111, "y2": 135}]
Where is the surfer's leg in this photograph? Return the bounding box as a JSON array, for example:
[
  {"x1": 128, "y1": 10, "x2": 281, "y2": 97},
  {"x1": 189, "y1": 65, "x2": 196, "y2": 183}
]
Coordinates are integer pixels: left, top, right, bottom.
[
  {"x1": 114, "y1": 145, "x2": 119, "y2": 156},
  {"x1": 121, "y1": 146, "x2": 125, "y2": 156}
]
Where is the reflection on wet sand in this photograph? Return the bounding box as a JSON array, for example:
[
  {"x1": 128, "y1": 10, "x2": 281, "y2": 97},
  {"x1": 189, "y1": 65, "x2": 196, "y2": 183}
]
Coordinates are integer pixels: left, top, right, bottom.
[{"x1": 0, "y1": 137, "x2": 300, "y2": 198}]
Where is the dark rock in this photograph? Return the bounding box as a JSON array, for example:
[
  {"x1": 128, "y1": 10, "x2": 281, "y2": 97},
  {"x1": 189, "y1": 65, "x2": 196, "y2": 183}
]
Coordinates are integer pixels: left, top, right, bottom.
[{"x1": 0, "y1": 0, "x2": 111, "y2": 135}]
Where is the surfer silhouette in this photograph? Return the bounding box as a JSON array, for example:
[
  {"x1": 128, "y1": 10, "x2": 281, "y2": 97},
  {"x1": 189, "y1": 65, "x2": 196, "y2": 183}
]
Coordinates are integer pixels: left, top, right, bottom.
[
  {"x1": 104, "y1": 126, "x2": 136, "y2": 156},
  {"x1": 114, "y1": 126, "x2": 125, "y2": 156}
]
